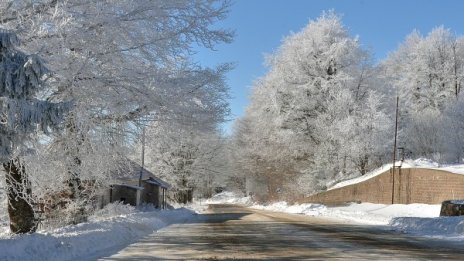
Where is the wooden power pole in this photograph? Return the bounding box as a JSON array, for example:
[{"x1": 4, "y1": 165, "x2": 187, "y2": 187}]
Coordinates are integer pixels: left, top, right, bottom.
[
  {"x1": 139, "y1": 127, "x2": 146, "y2": 187},
  {"x1": 391, "y1": 96, "x2": 399, "y2": 204}
]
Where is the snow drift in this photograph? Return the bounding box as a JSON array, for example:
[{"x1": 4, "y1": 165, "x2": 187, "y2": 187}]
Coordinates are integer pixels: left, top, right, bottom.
[{"x1": 0, "y1": 202, "x2": 195, "y2": 261}]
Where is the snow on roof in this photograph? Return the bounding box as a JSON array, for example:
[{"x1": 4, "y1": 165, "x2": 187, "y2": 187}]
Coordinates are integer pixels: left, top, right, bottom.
[
  {"x1": 111, "y1": 160, "x2": 155, "y2": 180},
  {"x1": 145, "y1": 180, "x2": 159, "y2": 185},
  {"x1": 112, "y1": 184, "x2": 144, "y2": 190},
  {"x1": 145, "y1": 177, "x2": 170, "y2": 189},
  {"x1": 328, "y1": 158, "x2": 464, "y2": 191},
  {"x1": 110, "y1": 159, "x2": 171, "y2": 189}
]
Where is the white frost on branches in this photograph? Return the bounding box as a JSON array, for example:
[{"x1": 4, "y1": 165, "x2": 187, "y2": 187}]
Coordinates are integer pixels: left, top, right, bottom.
[
  {"x1": 234, "y1": 11, "x2": 392, "y2": 198},
  {"x1": 0, "y1": 0, "x2": 233, "y2": 224}
]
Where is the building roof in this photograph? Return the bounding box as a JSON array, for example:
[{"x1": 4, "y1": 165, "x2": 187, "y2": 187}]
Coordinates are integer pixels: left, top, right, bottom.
[
  {"x1": 112, "y1": 184, "x2": 144, "y2": 190},
  {"x1": 111, "y1": 160, "x2": 171, "y2": 189},
  {"x1": 145, "y1": 177, "x2": 171, "y2": 189}
]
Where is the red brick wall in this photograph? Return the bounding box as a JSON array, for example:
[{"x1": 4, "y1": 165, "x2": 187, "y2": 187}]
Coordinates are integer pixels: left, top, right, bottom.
[{"x1": 301, "y1": 168, "x2": 464, "y2": 204}]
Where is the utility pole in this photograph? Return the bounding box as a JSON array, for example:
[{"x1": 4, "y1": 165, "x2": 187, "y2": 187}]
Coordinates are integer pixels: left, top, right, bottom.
[
  {"x1": 139, "y1": 127, "x2": 146, "y2": 187},
  {"x1": 392, "y1": 96, "x2": 399, "y2": 204}
]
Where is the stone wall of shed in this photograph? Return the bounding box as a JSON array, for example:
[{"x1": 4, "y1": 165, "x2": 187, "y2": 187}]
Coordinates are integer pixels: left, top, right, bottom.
[
  {"x1": 142, "y1": 182, "x2": 160, "y2": 207},
  {"x1": 300, "y1": 168, "x2": 464, "y2": 205},
  {"x1": 111, "y1": 185, "x2": 140, "y2": 206}
]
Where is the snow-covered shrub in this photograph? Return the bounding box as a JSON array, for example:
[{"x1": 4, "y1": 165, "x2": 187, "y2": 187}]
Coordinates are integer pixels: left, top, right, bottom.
[{"x1": 89, "y1": 202, "x2": 137, "y2": 221}]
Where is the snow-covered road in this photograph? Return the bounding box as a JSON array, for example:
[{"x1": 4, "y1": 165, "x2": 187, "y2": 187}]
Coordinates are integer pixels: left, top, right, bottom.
[{"x1": 99, "y1": 204, "x2": 464, "y2": 260}]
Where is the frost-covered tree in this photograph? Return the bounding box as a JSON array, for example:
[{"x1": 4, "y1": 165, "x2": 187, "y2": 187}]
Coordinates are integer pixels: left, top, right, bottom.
[
  {"x1": 0, "y1": 0, "x2": 232, "y2": 125},
  {"x1": 400, "y1": 94, "x2": 464, "y2": 163},
  {"x1": 232, "y1": 78, "x2": 305, "y2": 200},
  {"x1": 0, "y1": 0, "x2": 232, "y2": 211},
  {"x1": 0, "y1": 31, "x2": 65, "y2": 233},
  {"x1": 140, "y1": 120, "x2": 228, "y2": 202},
  {"x1": 235, "y1": 11, "x2": 391, "y2": 199},
  {"x1": 383, "y1": 27, "x2": 464, "y2": 113},
  {"x1": 441, "y1": 96, "x2": 464, "y2": 162},
  {"x1": 383, "y1": 27, "x2": 464, "y2": 161}
]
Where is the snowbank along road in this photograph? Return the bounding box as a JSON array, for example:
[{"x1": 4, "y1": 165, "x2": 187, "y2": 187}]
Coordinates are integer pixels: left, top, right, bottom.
[{"x1": 99, "y1": 204, "x2": 464, "y2": 260}]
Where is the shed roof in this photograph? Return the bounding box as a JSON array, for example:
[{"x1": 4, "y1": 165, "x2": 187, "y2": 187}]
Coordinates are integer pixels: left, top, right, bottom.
[
  {"x1": 111, "y1": 160, "x2": 171, "y2": 189},
  {"x1": 145, "y1": 177, "x2": 170, "y2": 189},
  {"x1": 112, "y1": 184, "x2": 144, "y2": 190}
]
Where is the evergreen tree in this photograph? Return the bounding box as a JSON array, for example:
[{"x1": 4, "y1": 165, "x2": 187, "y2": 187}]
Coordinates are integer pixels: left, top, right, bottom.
[{"x1": 0, "y1": 31, "x2": 65, "y2": 233}]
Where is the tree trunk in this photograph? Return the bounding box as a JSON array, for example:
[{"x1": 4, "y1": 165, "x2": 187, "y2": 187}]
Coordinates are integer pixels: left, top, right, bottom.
[
  {"x1": 360, "y1": 155, "x2": 369, "y2": 175},
  {"x1": 68, "y1": 156, "x2": 83, "y2": 202},
  {"x1": 66, "y1": 114, "x2": 85, "y2": 202},
  {"x1": 3, "y1": 158, "x2": 37, "y2": 233}
]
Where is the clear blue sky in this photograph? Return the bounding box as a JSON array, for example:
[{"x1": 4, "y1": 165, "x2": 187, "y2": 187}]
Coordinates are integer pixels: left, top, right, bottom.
[{"x1": 194, "y1": 0, "x2": 464, "y2": 134}]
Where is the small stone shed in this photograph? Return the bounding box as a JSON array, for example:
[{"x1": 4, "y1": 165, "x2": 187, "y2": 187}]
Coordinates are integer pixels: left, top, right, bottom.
[
  {"x1": 110, "y1": 184, "x2": 144, "y2": 206},
  {"x1": 142, "y1": 177, "x2": 170, "y2": 209},
  {"x1": 104, "y1": 160, "x2": 170, "y2": 208}
]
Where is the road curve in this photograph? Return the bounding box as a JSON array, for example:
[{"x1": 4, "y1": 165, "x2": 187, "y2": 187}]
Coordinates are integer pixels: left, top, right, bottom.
[{"x1": 99, "y1": 204, "x2": 464, "y2": 260}]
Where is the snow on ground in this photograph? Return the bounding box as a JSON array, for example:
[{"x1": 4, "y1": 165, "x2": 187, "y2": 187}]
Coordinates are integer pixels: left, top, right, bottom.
[
  {"x1": 173, "y1": 192, "x2": 253, "y2": 214},
  {"x1": 205, "y1": 191, "x2": 252, "y2": 205},
  {"x1": 0, "y1": 202, "x2": 195, "y2": 261},
  {"x1": 329, "y1": 163, "x2": 393, "y2": 190},
  {"x1": 252, "y1": 201, "x2": 440, "y2": 225},
  {"x1": 0, "y1": 189, "x2": 460, "y2": 260},
  {"x1": 204, "y1": 191, "x2": 464, "y2": 241},
  {"x1": 171, "y1": 200, "x2": 210, "y2": 214},
  {"x1": 391, "y1": 216, "x2": 464, "y2": 240},
  {"x1": 330, "y1": 158, "x2": 464, "y2": 190},
  {"x1": 0, "y1": 186, "x2": 7, "y2": 236}
]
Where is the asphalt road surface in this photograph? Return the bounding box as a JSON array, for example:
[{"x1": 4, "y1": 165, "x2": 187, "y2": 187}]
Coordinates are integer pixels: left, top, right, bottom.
[{"x1": 99, "y1": 204, "x2": 464, "y2": 260}]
